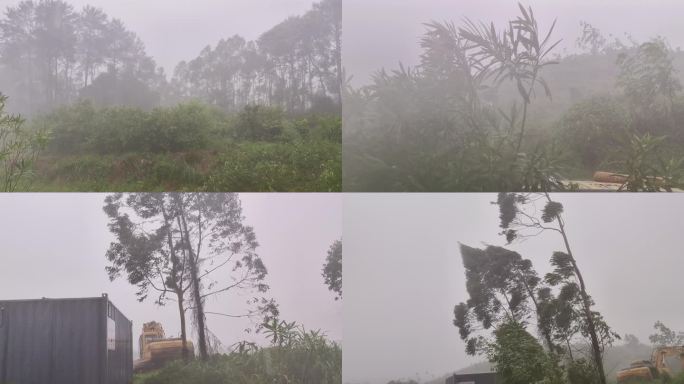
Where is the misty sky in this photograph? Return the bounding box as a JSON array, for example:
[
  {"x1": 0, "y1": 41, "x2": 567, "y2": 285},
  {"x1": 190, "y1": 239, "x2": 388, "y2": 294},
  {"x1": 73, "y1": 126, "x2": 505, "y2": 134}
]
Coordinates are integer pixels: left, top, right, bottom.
[
  {"x1": 344, "y1": 0, "x2": 684, "y2": 85},
  {"x1": 0, "y1": 0, "x2": 316, "y2": 74},
  {"x1": 0, "y1": 193, "x2": 341, "y2": 356},
  {"x1": 343, "y1": 193, "x2": 684, "y2": 384}
]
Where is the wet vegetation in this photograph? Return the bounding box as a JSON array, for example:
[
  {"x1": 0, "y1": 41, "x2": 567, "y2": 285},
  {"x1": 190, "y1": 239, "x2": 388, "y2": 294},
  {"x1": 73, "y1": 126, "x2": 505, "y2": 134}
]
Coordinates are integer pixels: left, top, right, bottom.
[
  {"x1": 0, "y1": 0, "x2": 341, "y2": 191},
  {"x1": 134, "y1": 323, "x2": 341, "y2": 384},
  {"x1": 344, "y1": 4, "x2": 684, "y2": 191}
]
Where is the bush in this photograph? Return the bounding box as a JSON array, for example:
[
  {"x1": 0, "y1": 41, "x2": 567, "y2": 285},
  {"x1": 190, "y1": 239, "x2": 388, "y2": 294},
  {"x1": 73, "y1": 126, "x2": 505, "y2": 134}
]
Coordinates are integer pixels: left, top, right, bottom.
[
  {"x1": 42, "y1": 102, "x2": 215, "y2": 154},
  {"x1": 207, "y1": 141, "x2": 341, "y2": 192},
  {"x1": 234, "y1": 105, "x2": 285, "y2": 141},
  {"x1": 556, "y1": 96, "x2": 629, "y2": 171},
  {"x1": 136, "y1": 329, "x2": 341, "y2": 384},
  {"x1": 487, "y1": 321, "x2": 564, "y2": 384}
]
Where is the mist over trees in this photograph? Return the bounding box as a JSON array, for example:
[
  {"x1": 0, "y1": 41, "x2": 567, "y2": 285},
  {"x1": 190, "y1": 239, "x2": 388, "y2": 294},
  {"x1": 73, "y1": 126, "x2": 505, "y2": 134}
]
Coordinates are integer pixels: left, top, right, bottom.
[
  {"x1": 343, "y1": 4, "x2": 684, "y2": 191},
  {"x1": 0, "y1": 1, "x2": 164, "y2": 115},
  {"x1": 0, "y1": 0, "x2": 341, "y2": 116},
  {"x1": 0, "y1": 0, "x2": 342, "y2": 192},
  {"x1": 171, "y1": 0, "x2": 341, "y2": 113}
]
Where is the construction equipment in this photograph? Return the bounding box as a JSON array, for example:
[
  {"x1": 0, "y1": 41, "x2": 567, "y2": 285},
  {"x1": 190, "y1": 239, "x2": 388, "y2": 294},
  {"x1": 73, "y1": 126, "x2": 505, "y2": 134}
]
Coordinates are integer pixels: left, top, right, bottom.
[
  {"x1": 562, "y1": 171, "x2": 682, "y2": 191},
  {"x1": 133, "y1": 321, "x2": 194, "y2": 372},
  {"x1": 617, "y1": 346, "x2": 684, "y2": 383}
]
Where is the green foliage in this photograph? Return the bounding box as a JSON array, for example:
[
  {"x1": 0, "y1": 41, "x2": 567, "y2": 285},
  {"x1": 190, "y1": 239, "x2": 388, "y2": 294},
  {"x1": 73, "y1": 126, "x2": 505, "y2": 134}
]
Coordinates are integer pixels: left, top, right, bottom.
[
  {"x1": 454, "y1": 244, "x2": 546, "y2": 355},
  {"x1": 555, "y1": 96, "x2": 629, "y2": 170},
  {"x1": 206, "y1": 141, "x2": 341, "y2": 192},
  {"x1": 322, "y1": 239, "x2": 342, "y2": 300},
  {"x1": 617, "y1": 38, "x2": 682, "y2": 115},
  {"x1": 41, "y1": 102, "x2": 213, "y2": 154},
  {"x1": 28, "y1": 101, "x2": 340, "y2": 191},
  {"x1": 487, "y1": 321, "x2": 564, "y2": 384},
  {"x1": 135, "y1": 327, "x2": 341, "y2": 384},
  {"x1": 566, "y1": 358, "x2": 600, "y2": 384},
  {"x1": 611, "y1": 133, "x2": 684, "y2": 191},
  {"x1": 234, "y1": 105, "x2": 285, "y2": 141},
  {"x1": 0, "y1": 93, "x2": 48, "y2": 191}
]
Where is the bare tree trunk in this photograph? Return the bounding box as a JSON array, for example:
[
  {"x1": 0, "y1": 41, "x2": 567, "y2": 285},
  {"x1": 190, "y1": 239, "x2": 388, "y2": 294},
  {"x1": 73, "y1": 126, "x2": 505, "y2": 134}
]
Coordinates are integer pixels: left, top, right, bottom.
[
  {"x1": 161, "y1": 203, "x2": 190, "y2": 358},
  {"x1": 176, "y1": 291, "x2": 189, "y2": 359},
  {"x1": 178, "y1": 204, "x2": 208, "y2": 360}
]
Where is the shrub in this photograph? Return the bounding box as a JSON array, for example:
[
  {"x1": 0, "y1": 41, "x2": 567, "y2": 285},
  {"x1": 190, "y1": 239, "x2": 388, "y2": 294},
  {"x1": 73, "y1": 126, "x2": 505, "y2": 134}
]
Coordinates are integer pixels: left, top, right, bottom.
[
  {"x1": 136, "y1": 329, "x2": 341, "y2": 384},
  {"x1": 207, "y1": 141, "x2": 341, "y2": 191},
  {"x1": 234, "y1": 105, "x2": 285, "y2": 141}
]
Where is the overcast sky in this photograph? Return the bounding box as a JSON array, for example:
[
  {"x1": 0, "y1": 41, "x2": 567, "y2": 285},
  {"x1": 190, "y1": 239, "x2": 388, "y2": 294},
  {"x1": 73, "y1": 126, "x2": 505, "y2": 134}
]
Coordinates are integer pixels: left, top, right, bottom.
[
  {"x1": 0, "y1": 0, "x2": 316, "y2": 73},
  {"x1": 344, "y1": 0, "x2": 684, "y2": 85},
  {"x1": 0, "y1": 193, "x2": 341, "y2": 356},
  {"x1": 344, "y1": 193, "x2": 684, "y2": 384}
]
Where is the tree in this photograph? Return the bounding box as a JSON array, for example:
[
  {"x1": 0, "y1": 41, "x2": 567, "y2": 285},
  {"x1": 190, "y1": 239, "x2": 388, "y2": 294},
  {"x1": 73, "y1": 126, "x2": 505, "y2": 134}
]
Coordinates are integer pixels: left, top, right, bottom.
[
  {"x1": 322, "y1": 239, "x2": 342, "y2": 300},
  {"x1": 649, "y1": 321, "x2": 684, "y2": 346},
  {"x1": 453, "y1": 244, "x2": 555, "y2": 355},
  {"x1": 617, "y1": 38, "x2": 681, "y2": 118},
  {"x1": 0, "y1": 93, "x2": 47, "y2": 191},
  {"x1": 103, "y1": 193, "x2": 274, "y2": 360},
  {"x1": 170, "y1": 0, "x2": 341, "y2": 114},
  {"x1": 496, "y1": 192, "x2": 615, "y2": 384},
  {"x1": 487, "y1": 321, "x2": 563, "y2": 384},
  {"x1": 0, "y1": 1, "x2": 164, "y2": 115}
]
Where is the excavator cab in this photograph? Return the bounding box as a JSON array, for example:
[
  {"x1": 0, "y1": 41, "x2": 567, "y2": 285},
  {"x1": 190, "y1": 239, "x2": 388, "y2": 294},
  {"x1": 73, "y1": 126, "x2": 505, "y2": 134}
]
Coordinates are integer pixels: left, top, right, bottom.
[
  {"x1": 134, "y1": 321, "x2": 195, "y2": 372},
  {"x1": 617, "y1": 346, "x2": 684, "y2": 383}
]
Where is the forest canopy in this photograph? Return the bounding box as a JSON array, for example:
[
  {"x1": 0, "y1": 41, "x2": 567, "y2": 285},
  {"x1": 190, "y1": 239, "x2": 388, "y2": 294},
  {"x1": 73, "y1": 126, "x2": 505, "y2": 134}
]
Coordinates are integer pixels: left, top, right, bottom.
[{"x1": 0, "y1": 0, "x2": 341, "y2": 116}]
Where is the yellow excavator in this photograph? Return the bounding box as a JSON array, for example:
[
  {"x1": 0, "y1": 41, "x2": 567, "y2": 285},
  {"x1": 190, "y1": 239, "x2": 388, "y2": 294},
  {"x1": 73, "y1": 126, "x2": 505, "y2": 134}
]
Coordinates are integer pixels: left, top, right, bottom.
[
  {"x1": 133, "y1": 321, "x2": 195, "y2": 372},
  {"x1": 617, "y1": 346, "x2": 684, "y2": 383}
]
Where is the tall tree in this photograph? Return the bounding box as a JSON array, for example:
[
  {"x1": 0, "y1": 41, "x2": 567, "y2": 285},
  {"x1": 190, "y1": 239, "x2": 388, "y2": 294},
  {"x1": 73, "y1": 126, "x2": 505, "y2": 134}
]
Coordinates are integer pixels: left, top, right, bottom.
[
  {"x1": 104, "y1": 193, "x2": 273, "y2": 360},
  {"x1": 322, "y1": 239, "x2": 342, "y2": 300},
  {"x1": 0, "y1": 1, "x2": 163, "y2": 115},
  {"x1": 171, "y1": 0, "x2": 341, "y2": 113},
  {"x1": 496, "y1": 192, "x2": 613, "y2": 384}
]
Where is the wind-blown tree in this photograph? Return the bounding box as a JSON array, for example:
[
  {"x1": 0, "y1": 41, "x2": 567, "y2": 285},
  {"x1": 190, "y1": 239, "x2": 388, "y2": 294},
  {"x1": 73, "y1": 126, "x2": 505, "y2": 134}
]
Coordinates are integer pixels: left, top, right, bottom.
[
  {"x1": 103, "y1": 193, "x2": 274, "y2": 360},
  {"x1": 322, "y1": 239, "x2": 341, "y2": 300},
  {"x1": 453, "y1": 244, "x2": 555, "y2": 355},
  {"x1": 496, "y1": 192, "x2": 615, "y2": 384},
  {"x1": 649, "y1": 321, "x2": 684, "y2": 346}
]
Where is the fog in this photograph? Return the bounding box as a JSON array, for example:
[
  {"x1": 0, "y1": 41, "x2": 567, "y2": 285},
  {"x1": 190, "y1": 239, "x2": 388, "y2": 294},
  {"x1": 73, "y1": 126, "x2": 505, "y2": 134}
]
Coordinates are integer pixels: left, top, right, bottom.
[
  {"x1": 344, "y1": 0, "x2": 684, "y2": 85},
  {"x1": 343, "y1": 193, "x2": 684, "y2": 383},
  {"x1": 0, "y1": 0, "x2": 316, "y2": 73},
  {"x1": 0, "y1": 193, "x2": 342, "y2": 356}
]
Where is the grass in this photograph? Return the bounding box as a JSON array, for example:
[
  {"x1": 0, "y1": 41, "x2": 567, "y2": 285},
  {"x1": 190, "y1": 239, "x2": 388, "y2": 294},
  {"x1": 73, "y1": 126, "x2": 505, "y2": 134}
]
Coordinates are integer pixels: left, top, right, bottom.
[
  {"x1": 30, "y1": 140, "x2": 340, "y2": 192},
  {"x1": 133, "y1": 340, "x2": 342, "y2": 384}
]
